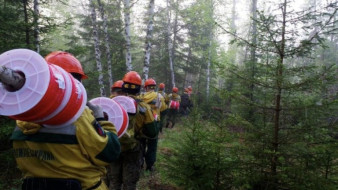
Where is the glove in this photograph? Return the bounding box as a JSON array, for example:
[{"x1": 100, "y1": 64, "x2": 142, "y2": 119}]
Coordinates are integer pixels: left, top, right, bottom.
[{"x1": 87, "y1": 102, "x2": 104, "y2": 119}]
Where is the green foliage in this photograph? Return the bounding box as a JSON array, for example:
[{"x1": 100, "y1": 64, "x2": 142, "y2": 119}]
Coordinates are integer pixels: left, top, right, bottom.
[{"x1": 163, "y1": 112, "x2": 240, "y2": 189}]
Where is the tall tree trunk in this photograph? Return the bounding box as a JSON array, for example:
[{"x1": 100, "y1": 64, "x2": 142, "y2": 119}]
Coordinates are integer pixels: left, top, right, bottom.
[
  {"x1": 123, "y1": 0, "x2": 132, "y2": 71},
  {"x1": 206, "y1": 39, "x2": 211, "y2": 102},
  {"x1": 142, "y1": 0, "x2": 156, "y2": 82},
  {"x1": 172, "y1": 0, "x2": 178, "y2": 62},
  {"x1": 23, "y1": 0, "x2": 30, "y2": 46},
  {"x1": 184, "y1": 45, "x2": 192, "y2": 88},
  {"x1": 248, "y1": 0, "x2": 257, "y2": 121},
  {"x1": 97, "y1": 0, "x2": 113, "y2": 87},
  {"x1": 89, "y1": 0, "x2": 106, "y2": 97},
  {"x1": 33, "y1": 0, "x2": 40, "y2": 53},
  {"x1": 272, "y1": 0, "x2": 286, "y2": 187},
  {"x1": 167, "y1": 0, "x2": 175, "y2": 87}
]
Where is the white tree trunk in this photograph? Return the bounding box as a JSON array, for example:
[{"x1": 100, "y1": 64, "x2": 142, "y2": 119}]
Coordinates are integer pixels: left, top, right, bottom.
[
  {"x1": 97, "y1": 0, "x2": 113, "y2": 87},
  {"x1": 89, "y1": 0, "x2": 106, "y2": 97},
  {"x1": 124, "y1": 0, "x2": 133, "y2": 71},
  {"x1": 142, "y1": 0, "x2": 156, "y2": 83},
  {"x1": 167, "y1": 0, "x2": 175, "y2": 87},
  {"x1": 206, "y1": 39, "x2": 211, "y2": 101},
  {"x1": 33, "y1": 0, "x2": 40, "y2": 53}
]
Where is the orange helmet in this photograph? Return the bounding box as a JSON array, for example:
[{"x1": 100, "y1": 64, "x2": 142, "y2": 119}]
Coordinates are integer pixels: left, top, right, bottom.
[
  {"x1": 122, "y1": 71, "x2": 142, "y2": 85},
  {"x1": 45, "y1": 51, "x2": 88, "y2": 79},
  {"x1": 172, "y1": 87, "x2": 178, "y2": 93},
  {"x1": 144, "y1": 78, "x2": 156, "y2": 87},
  {"x1": 111, "y1": 80, "x2": 123, "y2": 90},
  {"x1": 159, "y1": 83, "x2": 165, "y2": 89}
]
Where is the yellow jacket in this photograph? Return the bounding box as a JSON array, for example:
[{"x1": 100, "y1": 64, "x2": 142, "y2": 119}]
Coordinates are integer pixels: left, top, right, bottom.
[
  {"x1": 11, "y1": 107, "x2": 120, "y2": 190},
  {"x1": 158, "y1": 90, "x2": 168, "y2": 112},
  {"x1": 118, "y1": 95, "x2": 157, "y2": 151}
]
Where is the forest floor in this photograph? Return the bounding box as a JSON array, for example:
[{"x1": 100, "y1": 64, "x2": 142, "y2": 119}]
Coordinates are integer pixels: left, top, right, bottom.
[{"x1": 136, "y1": 124, "x2": 183, "y2": 190}]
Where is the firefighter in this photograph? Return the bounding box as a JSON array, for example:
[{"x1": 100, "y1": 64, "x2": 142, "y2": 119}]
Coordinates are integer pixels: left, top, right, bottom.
[
  {"x1": 139, "y1": 78, "x2": 166, "y2": 171},
  {"x1": 157, "y1": 83, "x2": 168, "y2": 133},
  {"x1": 10, "y1": 51, "x2": 121, "y2": 190},
  {"x1": 109, "y1": 71, "x2": 157, "y2": 189},
  {"x1": 180, "y1": 88, "x2": 193, "y2": 116},
  {"x1": 110, "y1": 80, "x2": 124, "y2": 98},
  {"x1": 166, "y1": 87, "x2": 181, "y2": 128}
]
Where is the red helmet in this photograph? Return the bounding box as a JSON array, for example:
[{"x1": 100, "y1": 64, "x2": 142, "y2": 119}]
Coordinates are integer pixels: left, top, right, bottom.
[
  {"x1": 144, "y1": 78, "x2": 156, "y2": 87},
  {"x1": 159, "y1": 83, "x2": 165, "y2": 89},
  {"x1": 45, "y1": 51, "x2": 88, "y2": 79},
  {"x1": 122, "y1": 71, "x2": 142, "y2": 85},
  {"x1": 111, "y1": 80, "x2": 123, "y2": 90},
  {"x1": 172, "y1": 87, "x2": 178, "y2": 93}
]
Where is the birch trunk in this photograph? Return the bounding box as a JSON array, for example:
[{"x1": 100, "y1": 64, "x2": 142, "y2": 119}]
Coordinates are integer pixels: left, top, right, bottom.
[
  {"x1": 89, "y1": 0, "x2": 106, "y2": 97},
  {"x1": 33, "y1": 0, "x2": 40, "y2": 53},
  {"x1": 167, "y1": 0, "x2": 175, "y2": 87},
  {"x1": 124, "y1": 0, "x2": 132, "y2": 71},
  {"x1": 142, "y1": 0, "x2": 156, "y2": 82},
  {"x1": 97, "y1": 0, "x2": 113, "y2": 87}
]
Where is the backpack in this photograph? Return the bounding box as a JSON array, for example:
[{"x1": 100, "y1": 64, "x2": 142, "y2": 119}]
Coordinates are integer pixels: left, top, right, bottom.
[
  {"x1": 180, "y1": 94, "x2": 190, "y2": 107},
  {"x1": 169, "y1": 100, "x2": 180, "y2": 110}
]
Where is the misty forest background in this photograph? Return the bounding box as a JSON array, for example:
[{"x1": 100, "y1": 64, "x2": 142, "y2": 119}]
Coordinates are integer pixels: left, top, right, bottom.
[{"x1": 0, "y1": 0, "x2": 338, "y2": 189}]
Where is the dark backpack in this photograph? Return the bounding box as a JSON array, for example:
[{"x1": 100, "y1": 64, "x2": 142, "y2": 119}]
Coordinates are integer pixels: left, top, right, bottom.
[{"x1": 180, "y1": 94, "x2": 190, "y2": 107}]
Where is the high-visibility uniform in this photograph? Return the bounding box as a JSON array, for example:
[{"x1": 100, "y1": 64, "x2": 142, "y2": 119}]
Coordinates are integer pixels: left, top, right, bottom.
[
  {"x1": 166, "y1": 92, "x2": 181, "y2": 128},
  {"x1": 109, "y1": 95, "x2": 157, "y2": 189},
  {"x1": 11, "y1": 107, "x2": 121, "y2": 190}
]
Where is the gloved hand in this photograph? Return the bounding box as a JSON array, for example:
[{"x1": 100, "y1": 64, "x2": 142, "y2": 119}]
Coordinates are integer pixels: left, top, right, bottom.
[{"x1": 87, "y1": 102, "x2": 104, "y2": 119}]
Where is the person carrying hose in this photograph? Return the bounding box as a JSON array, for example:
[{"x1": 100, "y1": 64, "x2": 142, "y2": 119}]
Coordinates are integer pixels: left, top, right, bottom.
[{"x1": 3, "y1": 51, "x2": 121, "y2": 190}]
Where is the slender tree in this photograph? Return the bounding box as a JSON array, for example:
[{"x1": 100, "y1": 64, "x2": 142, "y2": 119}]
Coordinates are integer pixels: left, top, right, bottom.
[
  {"x1": 167, "y1": 0, "x2": 175, "y2": 87},
  {"x1": 23, "y1": 0, "x2": 30, "y2": 46},
  {"x1": 124, "y1": 0, "x2": 132, "y2": 71},
  {"x1": 142, "y1": 0, "x2": 156, "y2": 82},
  {"x1": 97, "y1": 0, "x2": 113, "y2": 87},
  {"x1": 89, "y1": 0, "x2": 106, "y2": 96},
  {"x1": 33, "y1": 0, "x2": 40, "y2": 53}
]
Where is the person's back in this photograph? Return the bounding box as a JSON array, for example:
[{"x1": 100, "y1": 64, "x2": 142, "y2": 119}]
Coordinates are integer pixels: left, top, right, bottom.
[
  {"x1": 109, "y1": 71, "x2": 157, "y2": 190},
  {"x1": 12, "y1": 108, "x2": 120, "y2": 189},
  {"x1": 166, "y1": 87, "x2": 181, "y2": 128},
  {"x1": 11, "y1": 51, "x2": 121, "y2": 190}
]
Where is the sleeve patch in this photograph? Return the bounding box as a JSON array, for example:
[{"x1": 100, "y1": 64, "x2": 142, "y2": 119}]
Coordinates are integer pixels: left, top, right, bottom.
[{"x1": 92, "y1": 120, "x2": 106, "y2": 137}]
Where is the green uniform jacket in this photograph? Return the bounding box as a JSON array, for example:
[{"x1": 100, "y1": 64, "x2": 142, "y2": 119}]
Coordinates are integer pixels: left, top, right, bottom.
[
  {"x1": 118, "y1": 95, "x2": 157, "y2": 152},
  {"x1": 10, "y1": 107, "x2": 121, "y2": 190}
]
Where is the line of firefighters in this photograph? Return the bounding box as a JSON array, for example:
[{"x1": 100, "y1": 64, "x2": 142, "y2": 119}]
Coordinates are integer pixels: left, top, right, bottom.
[{"x1": 9, "y1": 51, "x2": 193, "y2": 190}]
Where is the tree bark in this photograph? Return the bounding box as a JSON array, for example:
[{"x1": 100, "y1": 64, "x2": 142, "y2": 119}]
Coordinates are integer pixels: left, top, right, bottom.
[
  {"x1": 89, "y1": 0, "x2": 106, "y2": 97},
  {"x1": 123, "y1": 0, "x2": 133, "y2": 71},
  {"x1": 167, "y1": 0, "x2": 175, "y2": 87},
  {"x1": 248, "y1": 0, "x2": 257, "y2": 121},
  {"x1": 97, "y1": 0, "x2": 113, "y2": 87},
  {"x1": 272, "y1": 0, "x2": 287, "y2": 186},
  {"x1": 142, "y1": 0, "x2": 156, "y2": 82},
  {"x1": 23, "y1": 0, "x2": 30, "y2": 46},
  {"x1": 33, "y1": 0, "x2": 40, "y2": 53}
]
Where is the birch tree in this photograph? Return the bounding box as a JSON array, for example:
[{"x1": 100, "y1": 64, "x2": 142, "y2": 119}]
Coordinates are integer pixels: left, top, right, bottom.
[
  {"x1": 33, "y1": 0, "x2": 40, "y2": 53},
  {"x1": 89, "y1": 0, "x2": 106, "y2": 97},
  {"x1": 97, "y1": 0, "x2": 113, "y2": 87},
  {"x1": 142, "y1": 0, "x2": 156, "y2": 82},
  {"x1": 124, "y1": 0, "x2": 133, "y2": 71},
  {"x1": 167, "y1": 0, "x2": 175, "y2": 87}
]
